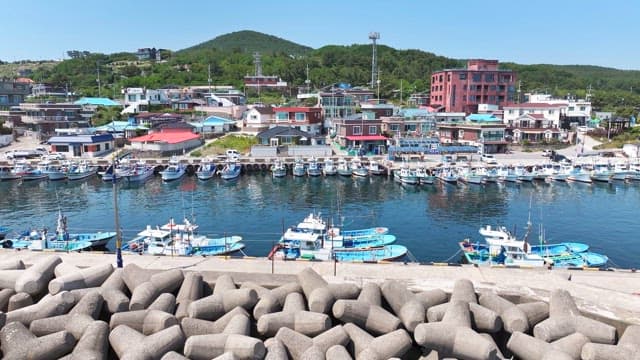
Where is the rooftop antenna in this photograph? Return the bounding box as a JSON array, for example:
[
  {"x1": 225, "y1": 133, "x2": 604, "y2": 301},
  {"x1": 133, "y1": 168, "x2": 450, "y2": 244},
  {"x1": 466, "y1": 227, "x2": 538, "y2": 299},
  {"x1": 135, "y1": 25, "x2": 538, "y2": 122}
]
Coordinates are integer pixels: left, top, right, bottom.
[{"x1": 369, "y1": 32, "x2": 380, "y2": 90}]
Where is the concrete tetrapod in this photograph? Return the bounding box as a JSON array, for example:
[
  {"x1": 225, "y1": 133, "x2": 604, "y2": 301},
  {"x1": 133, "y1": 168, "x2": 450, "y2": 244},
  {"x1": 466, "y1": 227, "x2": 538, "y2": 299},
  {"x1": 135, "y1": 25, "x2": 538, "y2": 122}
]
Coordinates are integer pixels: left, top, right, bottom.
[
  {"x1": 160, "y1": 351, "x2": 190, "y2": 360},
  {"x1": 380, "y1": 279, "x2": 425, "y2": 332},
  {"x1": 30, "y1": 290, "x2": 104, "y2": 339},
  {"x1": 129, "y1": 268, "x2": 184, "y2": 311},
  {"x1": 297, "y1": 267, "x2": 361, "y2": 314},
  {"x1": 247, "y1": 281, "x2": 302, "y2": 320},
  {"x1": 48, "y1": 263, "x2": 114, "y2": 295},
  {"x1": 326, "y1": 344, "x2": 353, "y2": 360},
  {"x1": 343, "y1": 322, "x2": 412, "y2": 360},
  {"x1": 188, "y1": 287, "x2": 258, "y2": 321},
  {"x1": 0, "y1": 321, "x2": 76, "y2": 360},
  {"x1": 109, "y1": 324, "x2": 185, "y2": 360},
  {"x1": 332, "y1": 298, "x2": 401, "y2": 335},
  {"x1": 275, "y1": 325, "x2": 350, "y2": 360},
  {"x1": 264, "y1": 338, "x2": 289, "y2": 360},
  {"x1": 5, "y1": 290, "x2": 75, "y2": 326},
  {"x1": 415, "y1": 301, "x2": 501, "y2": 360},
  {"x1": 533, "y1": 289, "x2": 616, "y2": 344},
  {"x1": 0, "y1": 259, "x2": 25, "y2": 270},
  {"x1": 427, "y1": 279, "x2": 502, "y2": 333},
  {"x1": 0, "y1": 288, "x2": 16, "y2": 312},
  {"x1": 257, "y1": 292, "x2": 331, "y2": 337},
  {"x1": 7, "y1": 291, "x2": 32, "y2": 311},
  {"x1": 479, "y1": 292, "x2": 549, "y2": 333},
  {"x1": 184, "y1": 312, "x2": 265, "y2": 360},
  {"x1": 181, "y1": 307, "x2": 250, "y2": 338},
  {"x1": 508, "y1": 331, "x2": 591, "y2": 360},
  {"x1": 68, "y1": 268, "x2": 131, "y2": 314},
  {"x1": 58, "y1": 320, "x2": 109, "y2": 360},
  {"x1": 175, "y1": 272, "x2": 203, "y2": 320},
  {"x1": 581, "y1": 324, "x2": 640, "y2": 360},
  {"x1": 14, "y1": 255, "x2": 62, "y2": 296}
]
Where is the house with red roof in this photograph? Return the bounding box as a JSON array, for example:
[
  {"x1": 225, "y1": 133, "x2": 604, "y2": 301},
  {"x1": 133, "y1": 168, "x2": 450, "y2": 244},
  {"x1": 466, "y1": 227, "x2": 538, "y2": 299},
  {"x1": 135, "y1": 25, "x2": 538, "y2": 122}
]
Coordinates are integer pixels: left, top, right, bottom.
[{"x1": 128, "y1": 123, "x2": 202, "y2": 154}]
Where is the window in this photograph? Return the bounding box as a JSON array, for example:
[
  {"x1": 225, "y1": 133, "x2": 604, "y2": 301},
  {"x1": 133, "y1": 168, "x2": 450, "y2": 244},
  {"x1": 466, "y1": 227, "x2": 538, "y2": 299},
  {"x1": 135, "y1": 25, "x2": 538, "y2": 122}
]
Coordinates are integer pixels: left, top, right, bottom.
[
  {"x1": 569, "y1": 107, "x2": 575, "y2": 111},
  {"x1": 105, "y1": 143, "x2": 110, "y2": 150},
  {"x1": 472, "y1": 73, "x2": 482, "y2": 82},
  {"x1": 489, "y1": 85, "x2": 496, "y2": 91},
  {"x1": 127, "y1": 95, "x2": 137, "y2": 102},
  {"x1": 508, "y1": 110, "x2": 514, "y2": 114},
  {"x1": 459, "y1": 130, "x2": 465, "y2": 138},
  {"x1": 459, "y1": 73, "x2": 467, "y2": 80},
  {"x1": 390, "y1": 124, "x2": 400, "y2": 131},
  {"x1": 55, "y1": 145, "x2": 69, "y2": 152},
  {"x1": 295, "y1": 113, "x2": 305, "y2": 122},
  {"x1": 96, "y1": 144, "x2": 101, "y2": 151},
  {"x1": 83, "y1": 145, "x2": 88, "y2": 152},
  {"x1": 368, "y1": 126, "x2": 377, "y2": 135},
  {"x1": 276, "y1": 113, "x2": 288, "y2": 121},
  {"x1": 548, "y1": 110, "x2": 554, "y2": 114},
  {"x1": 353, "y1": 126, "x2": 362, "y2": 135},
  {"x1": 580, "y1": 106, "x2": 586, "y2": 111},
  {"x1": 485, "y1": 73, "x2": 495, "y2": 82}
]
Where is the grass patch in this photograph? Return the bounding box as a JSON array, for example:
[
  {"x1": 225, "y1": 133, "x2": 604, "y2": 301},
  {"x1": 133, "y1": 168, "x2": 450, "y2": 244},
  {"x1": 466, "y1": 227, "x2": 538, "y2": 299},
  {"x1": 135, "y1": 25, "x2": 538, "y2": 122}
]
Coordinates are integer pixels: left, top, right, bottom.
[{"x1": 194, "y1": 134, "x2": 258, "y2": 157}]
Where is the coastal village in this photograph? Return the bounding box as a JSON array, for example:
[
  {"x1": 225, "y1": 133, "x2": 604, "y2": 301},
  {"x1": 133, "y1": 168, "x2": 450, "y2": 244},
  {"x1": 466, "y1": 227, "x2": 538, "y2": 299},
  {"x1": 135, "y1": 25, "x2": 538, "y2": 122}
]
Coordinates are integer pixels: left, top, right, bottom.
[{"x1": 0, "y1": 30, "x2": 639, "y2": 360}]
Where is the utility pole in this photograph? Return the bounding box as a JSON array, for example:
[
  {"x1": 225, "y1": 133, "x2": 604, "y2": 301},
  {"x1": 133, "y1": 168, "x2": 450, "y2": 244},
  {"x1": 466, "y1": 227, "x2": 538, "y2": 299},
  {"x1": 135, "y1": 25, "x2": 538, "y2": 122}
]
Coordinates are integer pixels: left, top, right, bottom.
[{"x1": 96, "y1": 61, "x2": 101, "y2": 97}]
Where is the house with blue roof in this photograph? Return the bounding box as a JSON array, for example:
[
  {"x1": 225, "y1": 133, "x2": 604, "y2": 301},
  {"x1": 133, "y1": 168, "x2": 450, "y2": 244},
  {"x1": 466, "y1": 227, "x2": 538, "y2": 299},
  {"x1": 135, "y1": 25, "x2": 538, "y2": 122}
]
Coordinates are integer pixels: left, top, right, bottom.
[
  {"x1": 465, "y1": 114, "x2": 501, "y2": 122},
  {"x1": 94, "y1": 120, "x2": 149, "y2": 139},
  {"x1": 73, "y1": 97, "x2": 121, "y2": 107}
]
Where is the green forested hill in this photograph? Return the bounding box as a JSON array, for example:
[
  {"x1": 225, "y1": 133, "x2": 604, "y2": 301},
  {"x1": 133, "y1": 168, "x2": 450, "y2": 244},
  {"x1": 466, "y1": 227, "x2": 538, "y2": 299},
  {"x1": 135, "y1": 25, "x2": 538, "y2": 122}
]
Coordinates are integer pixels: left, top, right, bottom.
[
  {"x1": 6, "y1": 31, "x2": 639, "y2": 114},
  {"x1": 180, "y1": 30, "x2": 313, "y2": 56}
]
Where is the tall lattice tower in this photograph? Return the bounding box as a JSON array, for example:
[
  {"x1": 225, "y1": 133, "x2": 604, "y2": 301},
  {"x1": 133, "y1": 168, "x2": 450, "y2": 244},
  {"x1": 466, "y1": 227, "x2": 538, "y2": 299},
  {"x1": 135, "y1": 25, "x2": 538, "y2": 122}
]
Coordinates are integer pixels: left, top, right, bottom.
[
  {"x1": 369, "y1": 32, "x2": 380, "y2": 90},
  {"x1": 253, "y1": 52, "x2": 263, "y2": 76}
]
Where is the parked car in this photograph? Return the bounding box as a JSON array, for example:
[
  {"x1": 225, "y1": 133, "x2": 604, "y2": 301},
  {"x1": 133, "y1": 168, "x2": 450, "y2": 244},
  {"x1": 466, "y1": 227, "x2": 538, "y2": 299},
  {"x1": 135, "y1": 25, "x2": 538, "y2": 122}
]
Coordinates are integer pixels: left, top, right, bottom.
[
  {"x1": 43, "y1": 152, "x2": 66, "y2": 160},
  {"x1": 5, "y1": 150, "x2": 39, "y2": 160},
  {"x1": 481, "y1": 154, "x2": 497, "y2": 164},
  {"x1": 542, "y1": 149, "x2": 552, "y2": 157},
  {"x1": 226, "y1": 149, "x2": 241, "y2": 159}
]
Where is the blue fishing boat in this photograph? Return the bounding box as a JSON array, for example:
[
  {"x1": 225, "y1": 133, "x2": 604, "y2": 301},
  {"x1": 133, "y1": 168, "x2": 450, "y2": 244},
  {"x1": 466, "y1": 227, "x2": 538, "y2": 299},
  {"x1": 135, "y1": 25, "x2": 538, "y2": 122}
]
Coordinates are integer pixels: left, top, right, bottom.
[
  {"x1": 196, "y1": 158, "x2": 216, "y2": 180},
  {"x1": 220, "y1": 160, "x2": 241, "y2": 180},
  {"x1": 160, "y1": 156, "x2": 186, "y2": 182}
]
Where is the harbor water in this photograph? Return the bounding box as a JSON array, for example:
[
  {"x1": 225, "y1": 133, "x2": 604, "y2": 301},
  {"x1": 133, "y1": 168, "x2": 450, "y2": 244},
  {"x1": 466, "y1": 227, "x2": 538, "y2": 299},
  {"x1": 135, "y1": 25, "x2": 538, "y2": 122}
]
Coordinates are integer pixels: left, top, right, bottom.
[{"x1": 0, "y1": 174, "x2": 638, "y2": 269}]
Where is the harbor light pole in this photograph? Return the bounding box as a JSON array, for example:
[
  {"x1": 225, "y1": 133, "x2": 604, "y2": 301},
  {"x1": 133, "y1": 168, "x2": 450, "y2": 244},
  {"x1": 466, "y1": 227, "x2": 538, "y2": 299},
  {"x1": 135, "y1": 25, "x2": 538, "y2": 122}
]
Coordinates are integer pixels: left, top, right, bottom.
[{"x1": 110, "y1": 130, "x2": 123, "y2": 268}]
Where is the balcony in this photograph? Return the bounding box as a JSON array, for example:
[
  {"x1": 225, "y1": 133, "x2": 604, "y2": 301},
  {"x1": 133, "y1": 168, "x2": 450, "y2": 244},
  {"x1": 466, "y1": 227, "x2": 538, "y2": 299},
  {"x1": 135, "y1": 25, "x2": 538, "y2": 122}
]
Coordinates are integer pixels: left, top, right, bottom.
[{"x1": 21, "y1": 115, "x2": 74, "y2": 124}]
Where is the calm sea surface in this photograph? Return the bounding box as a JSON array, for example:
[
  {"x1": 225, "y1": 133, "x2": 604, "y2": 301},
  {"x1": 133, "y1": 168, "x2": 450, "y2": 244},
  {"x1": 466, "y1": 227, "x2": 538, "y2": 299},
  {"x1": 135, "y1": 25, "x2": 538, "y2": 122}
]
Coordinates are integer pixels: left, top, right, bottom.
[{"x1": 1, "y1": 174, "x2": 638, "y2": 269}]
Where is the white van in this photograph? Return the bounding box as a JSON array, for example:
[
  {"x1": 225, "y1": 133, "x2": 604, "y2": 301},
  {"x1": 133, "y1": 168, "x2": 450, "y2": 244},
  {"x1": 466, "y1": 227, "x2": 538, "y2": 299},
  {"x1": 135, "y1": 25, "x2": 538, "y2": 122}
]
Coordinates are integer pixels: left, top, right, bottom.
[{"x1": 481, "y1": 154, "x2": 497, "y2": 164}]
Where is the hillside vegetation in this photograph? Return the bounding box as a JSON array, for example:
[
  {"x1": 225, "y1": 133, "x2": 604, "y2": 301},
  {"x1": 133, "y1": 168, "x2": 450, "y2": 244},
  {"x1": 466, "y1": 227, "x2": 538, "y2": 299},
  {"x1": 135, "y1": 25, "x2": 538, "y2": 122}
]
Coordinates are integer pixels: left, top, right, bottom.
[{"x1": 5, "y1": 31, "x2": 639, "y2": 115}]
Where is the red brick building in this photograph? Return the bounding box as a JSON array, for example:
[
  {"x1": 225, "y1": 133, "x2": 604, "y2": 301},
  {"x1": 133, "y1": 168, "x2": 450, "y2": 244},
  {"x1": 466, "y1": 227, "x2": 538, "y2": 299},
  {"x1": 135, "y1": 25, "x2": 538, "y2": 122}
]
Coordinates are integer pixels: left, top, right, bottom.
[{"x1": 430, "y1": 59, "x2": 517, "y2": 113}]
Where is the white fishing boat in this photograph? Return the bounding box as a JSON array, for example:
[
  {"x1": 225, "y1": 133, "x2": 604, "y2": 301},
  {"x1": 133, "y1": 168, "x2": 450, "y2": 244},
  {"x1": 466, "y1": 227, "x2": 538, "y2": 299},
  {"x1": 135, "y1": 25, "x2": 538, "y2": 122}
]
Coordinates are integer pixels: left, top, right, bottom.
[
  {"x1": 350, "y1": 157, "x2": 369, "y2": 177},
  {"x1": 610, "y1": 162, "x2": 631, "y2": 181},
  {"x1": 66, "y1": 161, "x2": 97, "y2": 180},
  {"x1": 368, "y1": 159, "x2": 385, "y2": 175},
  {"x1": 532, "y1": 163, "x2": 556, "y2": 181},
  {"x1": 292, "y1": 158, "x2": 306, "y2": 177},
  {"x1": 307, "y1": 157, "x2": 322, "y2": 177},
  {"x1": 456, "y1": 165, "x2": 485, "y2": 185},
  {"x1": 567, "y1": 164, "x2": 592, "y2": 183},
  {"x1": 196, "y1": 158, "x2": 216, "y2": 180},
  {"x1": 271, "y1": 159, "x2": 287, "y2": 178},
  {"x1": 0, "y1": 164, "x2": 22, "y2": 181},
  {"x1": 220, "y1": 159, "x2": 241, "y2": 180},
  {"x1": 514, "y1": 164, "x2": 534, "y2": 182},
  {"x1": 125, "y1": 160, "x2": 155, "y2": 183},
  {"x1": 436, "y1": 166, "x2": 458, "y2": 184},
  {"x1": 394, "y1": 163, "x2": 418, "y2": 185},
  {"x1": 38, "y1": 159, "x2": 67, "y2": 181},
  {"x1": 160, "y1": 156, "x2": 186, "y2": 181},
  {"x1": 415, "y1": 166, "x2": 435, "y2": 184},
  {"x1": 20, "y1": 161, "x2": 48, "y2": 181},
  {"x1": 590, "y1": 162, "x2": 613, "y2": 182},
  {"x1": 337, "y1": 158, "x2": 352, "y2": 177},
  {"x1": 551, "y1": 163, "x2": 572, "y2": 182},
  {"x1": 323, "y1": 159, "x2": 337, "y2": 176}
]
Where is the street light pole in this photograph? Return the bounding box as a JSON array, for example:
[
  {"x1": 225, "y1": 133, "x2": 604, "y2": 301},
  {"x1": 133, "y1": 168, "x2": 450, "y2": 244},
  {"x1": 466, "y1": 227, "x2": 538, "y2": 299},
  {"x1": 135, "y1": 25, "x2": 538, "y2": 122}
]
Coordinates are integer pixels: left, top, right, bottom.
[{"x1": 110, "y1": 132, "x2": 123, "y2": 268}]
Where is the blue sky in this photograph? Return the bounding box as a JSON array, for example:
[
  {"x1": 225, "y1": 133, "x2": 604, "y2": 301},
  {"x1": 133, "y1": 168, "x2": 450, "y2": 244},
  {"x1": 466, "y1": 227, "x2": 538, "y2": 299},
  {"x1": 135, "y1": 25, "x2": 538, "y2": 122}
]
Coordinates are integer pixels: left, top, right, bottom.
[{"x1": 2, "y1": 0, "x2": 638, "y2": 70}]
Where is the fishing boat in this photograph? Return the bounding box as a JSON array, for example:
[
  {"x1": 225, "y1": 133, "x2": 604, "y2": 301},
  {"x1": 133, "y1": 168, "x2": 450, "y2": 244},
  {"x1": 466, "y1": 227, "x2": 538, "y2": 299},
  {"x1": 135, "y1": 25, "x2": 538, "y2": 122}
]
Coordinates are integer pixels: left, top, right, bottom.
[
  {"x1": 532, "y1": 163, "x2": 556, "y2": 181},
  {"x1": 160, "y1": 218, "x2": 245, "y2": 256},
  {"x1": 456, "y1": 165, "x2": 485, "y2": 185},
  {"x1": 271, "y1": 159, "x2": 287, "y2": 178},
  {"x1": 590, "y1": 162, "x2": 613, "y2": 182},
  {"x1": 551, "y1": 163, "x2": 573, "y2": 182},
  {"x1": 196, "y1": 158, "x2": 216, "y2": 180},
  {"x1": 20, "y1": 165, "x2": 48, "y2": 181},
  {"x1": 514, "y1": 164, "x2": 534, "y2": 182},
  {"x1": 394, "y1": 163, "x2": 418, "y2": 185},
  {"x1": 125, "y1": 160, "x2": 155, "y2": 183},
  {"x1": 610, "y1": 162, "x2": 631, "y2": 181},
  {"x1": 368, "y1": 160, "x2": 385, "y2": 175},
  {"x1": 351, "y1": 157, "x2": 369, "y2": 177},
  {"x1": 292, "y1": 158, "x2": 306, "y2": 177},
  {"x1": 436, "y1": 166, "x2": 458, "y2": 184},
  {"x1": 0, "y1": 210, "x2": 110, "y2": 251},
  {"x1": 0, "y1": 165, "x2": 22, "y2": 181},
  {"x1": 497, "y1": 166, "x2": 518, "y2": 182},
  {"x1": 307, "y1": 157, "x2": 322, "y2": 177},
  {"x1": 566, "y1": 164, "x2": 592, "y2": 183},
  {"x1": 101, "y1": 159, "x2": 132, "y2": 182},
  {"x1": 476, "y1": 223, "x2": 608, "y2": 267},
  {"x1": 337, "y1": 158, "x2": 352, "y2": 177},
  {"x1": 38, "y1": 159, "x2": 67, "y2": 181},
  {"x1": 219, "y1": 159, "x2": 241, "y2": 180},
  {"x1": 322, "y1": 159, "x2": 337, "y2": 176},
  {"x1": 415, "y1": 167, "x2": 435, "y2": 184},
  {"x1": 67, "y1": 161, "x2": 97, "y2": 180},
  {"x1": 160, "y1": 156, "x2": 186, "y2": 182}
]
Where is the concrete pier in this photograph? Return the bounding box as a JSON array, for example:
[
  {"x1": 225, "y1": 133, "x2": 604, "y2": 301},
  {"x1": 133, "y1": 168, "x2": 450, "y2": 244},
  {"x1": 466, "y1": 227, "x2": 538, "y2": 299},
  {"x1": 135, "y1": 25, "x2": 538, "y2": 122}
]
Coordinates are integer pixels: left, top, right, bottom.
[{"x1": 0, "y1": 250, "x2": 638, "y2": 359}]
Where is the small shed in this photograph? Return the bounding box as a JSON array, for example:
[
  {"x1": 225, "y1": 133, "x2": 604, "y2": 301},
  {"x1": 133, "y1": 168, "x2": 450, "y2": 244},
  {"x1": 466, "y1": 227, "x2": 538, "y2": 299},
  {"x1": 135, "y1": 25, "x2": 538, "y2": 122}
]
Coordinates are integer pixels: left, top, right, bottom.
[{"x1": 48, "y1": 134, "x2": 115, "y2": 158}]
